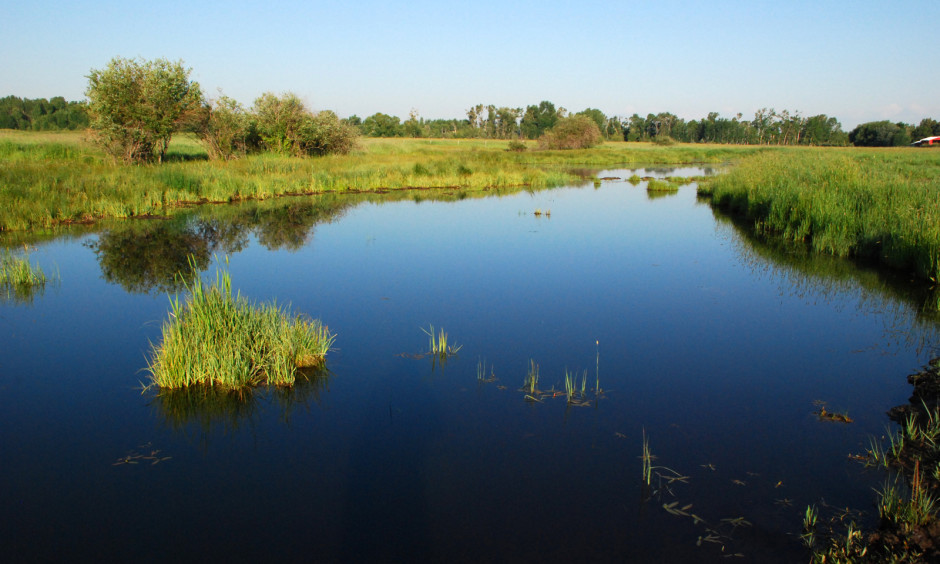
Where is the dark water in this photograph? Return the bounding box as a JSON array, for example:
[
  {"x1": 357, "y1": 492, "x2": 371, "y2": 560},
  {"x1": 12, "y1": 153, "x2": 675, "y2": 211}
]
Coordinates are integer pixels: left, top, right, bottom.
[{"x1": 1, "y1": 169, "x2": 937, "y2": 562}]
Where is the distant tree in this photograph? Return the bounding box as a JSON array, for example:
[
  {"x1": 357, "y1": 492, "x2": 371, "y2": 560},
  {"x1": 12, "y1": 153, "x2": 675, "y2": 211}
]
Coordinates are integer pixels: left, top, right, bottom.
[
  {"x1": 576, "y1": 108, "x2": 607, "y2": 134},
  {"x1": 85, "y1": 57, "x2": 203, "y2": 164},
  {"x1": 537, "y1": 115, "x2": 602, "y2": 150},
  {"x1": 361, "y1": 112, "x2": 402, "y2": 137},
  {"x1": 0, "y1": 95, "x2": 87, "y2": 131},
  {"x1": 403, "y1": 108, "x2": 424, "y2": 138},
  {"x1": 910, "y1": 118, "x2": 940, "y2": 141},
  {"x1": 520, "y1": 101, "x2": 559, "y2": 139},
  {"x1": 849, "y1": 120, "x2": 911, "y2": 147}
]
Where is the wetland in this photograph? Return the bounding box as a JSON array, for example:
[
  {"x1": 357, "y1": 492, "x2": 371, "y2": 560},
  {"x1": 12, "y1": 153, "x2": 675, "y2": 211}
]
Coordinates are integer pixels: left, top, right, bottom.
[{"x1": 1, "y1": 166, "x2": 939, "y2": 562}]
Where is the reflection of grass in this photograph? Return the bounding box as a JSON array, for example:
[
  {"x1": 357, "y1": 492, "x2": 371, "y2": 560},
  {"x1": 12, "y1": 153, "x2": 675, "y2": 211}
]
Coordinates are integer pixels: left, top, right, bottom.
[
  {"x1": 151, "y1": 369, "x2": 329, "y2": 434},
  {"x1": 0, "y1": 248, "x2": 52, "y2": 302},
  {"x1": 146, "y1": 261, "x2": 335, "y2": 390}
]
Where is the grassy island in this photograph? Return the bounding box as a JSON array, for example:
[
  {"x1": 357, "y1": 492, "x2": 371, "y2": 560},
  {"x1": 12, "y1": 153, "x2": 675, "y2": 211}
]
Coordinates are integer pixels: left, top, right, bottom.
[{"x1": 146, "y1": 265, "x2": 334, "y2": 390}]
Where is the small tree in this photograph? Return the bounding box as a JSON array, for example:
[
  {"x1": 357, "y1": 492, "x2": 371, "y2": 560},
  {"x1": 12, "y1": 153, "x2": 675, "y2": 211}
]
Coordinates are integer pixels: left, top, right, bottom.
[
  {"x1": 85, "y1": 57, "x2": 202, "y2": 164},
  {"x1": 537, "y1": 115, "x2": 603, "y2": 150}
]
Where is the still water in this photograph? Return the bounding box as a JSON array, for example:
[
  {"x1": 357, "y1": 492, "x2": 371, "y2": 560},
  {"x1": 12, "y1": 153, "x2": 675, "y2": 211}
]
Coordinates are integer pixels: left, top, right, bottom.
[{"x1": 1, "y1": 169, "x2": 937, "y2": 562}]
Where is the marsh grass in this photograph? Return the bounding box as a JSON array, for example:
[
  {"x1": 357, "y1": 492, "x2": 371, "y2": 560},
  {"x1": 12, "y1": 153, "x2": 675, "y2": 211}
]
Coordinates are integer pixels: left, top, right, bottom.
[
  {"x1": 701, "y1": 147, "x2": 940, "y2": 284},
  {"x1": 422, "y1": 324, "x2": 462, "y2": 359},
  {"x1": 0, "y1": 248, "x2": 52, "y2": 302},
  {"x1": 646, "y1": 178, "x2": 680, "y2": 192},
  {"x1": 146, "y1": 261, "x2": 335, "y2": 390}
]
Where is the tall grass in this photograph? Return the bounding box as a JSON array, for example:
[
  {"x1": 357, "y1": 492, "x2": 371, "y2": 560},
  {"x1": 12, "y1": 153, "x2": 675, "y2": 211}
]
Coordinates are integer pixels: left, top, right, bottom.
[
  {"x1": 0, "y1": 248, "x2": 50, "y2": 302},
  {"x1": 701, "y1": 147, "x2": 940, "y2": 282},
  {"x1": 146, "y1": 261, "x2": 334, "y2": 390}
]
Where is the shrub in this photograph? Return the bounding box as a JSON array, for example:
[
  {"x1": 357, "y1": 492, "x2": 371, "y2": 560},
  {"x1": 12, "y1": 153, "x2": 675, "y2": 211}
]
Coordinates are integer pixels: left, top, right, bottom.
[
  {"x1": 537, "y1": 115, "x2": 603, "y2": 150},
  {"x1": 507, "y1": 140, "x2": 527, "y2": 152},
  {"x1": 252, "y1": 92, "x2": 358, "y2": 157},
  {"x1": 652, "y1": 135, "x2": 677, "y2": 146},
  {"x1": 198, "y1": 94, "x2": 256, "y2": 160}
]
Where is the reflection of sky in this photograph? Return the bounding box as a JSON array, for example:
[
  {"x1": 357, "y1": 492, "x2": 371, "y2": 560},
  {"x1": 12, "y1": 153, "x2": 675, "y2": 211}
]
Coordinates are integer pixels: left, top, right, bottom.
[{"x1": 1, "y1": 173, "x2": 938, "y2": 561}]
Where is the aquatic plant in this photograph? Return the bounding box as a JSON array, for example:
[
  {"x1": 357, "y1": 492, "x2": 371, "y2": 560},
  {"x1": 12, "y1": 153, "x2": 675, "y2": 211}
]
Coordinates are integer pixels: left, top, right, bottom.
[
  {"x1": 646, "y1": 179, "x2": 679, "y2": 192},
  {"x1": 0, "y1": 248, "x2": 51, "y2": 302},
  {"x1": 146, "y1": 260, "x2": 335, "y2": 390},
  {"x1": 422, "y1": 324, "x2": 462, "y2": 359}
]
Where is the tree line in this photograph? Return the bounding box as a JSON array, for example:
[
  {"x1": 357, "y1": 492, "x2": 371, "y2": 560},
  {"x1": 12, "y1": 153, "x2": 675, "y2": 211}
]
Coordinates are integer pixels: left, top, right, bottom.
[
  {"x1": 0, "y1": 95, "x2": 89, "y2": 131},
  {"x1": 5, "y1": 56, "x2": 940, "y2": 151}
]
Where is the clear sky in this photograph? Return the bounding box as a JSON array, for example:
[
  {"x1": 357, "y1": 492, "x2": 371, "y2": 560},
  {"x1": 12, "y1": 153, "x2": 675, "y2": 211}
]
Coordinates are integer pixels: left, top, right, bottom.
[{"x1": 2, "y1": 0, "x2": 937, "y2": 129}]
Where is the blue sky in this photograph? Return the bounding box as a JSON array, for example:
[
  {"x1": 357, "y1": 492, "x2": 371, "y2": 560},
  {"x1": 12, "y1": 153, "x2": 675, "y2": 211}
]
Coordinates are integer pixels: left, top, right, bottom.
[{"x1": 2, "y1": 0, "x2": 937, "y2": 129}]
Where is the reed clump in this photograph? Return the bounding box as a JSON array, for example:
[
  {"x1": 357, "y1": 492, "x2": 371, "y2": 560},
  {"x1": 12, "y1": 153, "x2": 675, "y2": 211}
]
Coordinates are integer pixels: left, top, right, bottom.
[
  {"x1": 146, "y1": 263, "x2": 334, "y2": 390},
  {"x1": 0, "y1": 248, "x2": 51, "y2": 301}
]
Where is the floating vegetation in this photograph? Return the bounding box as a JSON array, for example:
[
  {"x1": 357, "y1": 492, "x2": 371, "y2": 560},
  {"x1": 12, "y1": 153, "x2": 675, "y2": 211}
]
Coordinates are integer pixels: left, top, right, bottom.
[
  {"x1": 533, "y1": 208, "x2": 551, "y2": 217},
  {"x1": 112, "y1": 442, "x2": 172, "y2": 466},
  {"x1": 517, "y1": 356, "x2": 603, "y2": 407},
  {"x1": 814, "y1": 400, "x2": 854, "y2": 423},
  {"x1": 639, "y1": 429, "x2": 755, "y2": 558},
  {"x1": 476, "y1": 357, "x2": 497, "y2": 383},
  {"x1": 0, "y1": 247, "x2": 53, "y2": 303},
  {"x1": 145, "y1": 260, "x2": 335, "y2": 390},
  {"x1": 812, "y1": 358, "x2": 940, "y2": 561}
]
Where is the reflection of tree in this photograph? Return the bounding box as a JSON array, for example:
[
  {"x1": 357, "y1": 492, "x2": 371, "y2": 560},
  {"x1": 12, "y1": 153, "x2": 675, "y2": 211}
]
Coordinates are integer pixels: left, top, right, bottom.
[
  {"x1": 90, "y1": 218, "x2": 227, "y2": 293},
  {"x1": 150, "y1": 368, "x2": 330, "y2": 439},
  {"x1": 718, "y1": 211, "x2": 940, "y2": 352},
  {"x1": 90, "y1": 196, "x2": 354, "y2": 293}
]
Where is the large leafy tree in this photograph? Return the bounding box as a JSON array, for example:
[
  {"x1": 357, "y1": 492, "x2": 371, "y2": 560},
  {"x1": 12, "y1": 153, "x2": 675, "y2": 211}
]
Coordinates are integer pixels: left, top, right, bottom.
[{"x1": 86, "y1": 57, "x2": 203, "y2": 164}]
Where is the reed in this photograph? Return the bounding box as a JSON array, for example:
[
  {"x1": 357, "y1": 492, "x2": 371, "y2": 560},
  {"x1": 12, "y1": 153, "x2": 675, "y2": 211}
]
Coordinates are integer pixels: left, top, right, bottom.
[
  {"x1": 421, "y1": 324, "x2": 462, "y2": 359},
  {"x1": 701, "y1": 147, "x2": 940, "y2": 284},
  {"x1": 146, "y1": 260, "x2": 335, "y2": 390},
  {"x1": 0, "y1": 248, "x2": 51, "y2": 301}
]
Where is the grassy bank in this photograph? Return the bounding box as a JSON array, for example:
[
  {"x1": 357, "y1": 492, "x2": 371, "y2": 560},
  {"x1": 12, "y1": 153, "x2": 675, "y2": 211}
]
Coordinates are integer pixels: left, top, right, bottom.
[
  {"x1": 0, "y1": 130, "x2": 755, "y2": 231},
  {"x1": 699, "y1": 147, "x2": 940, "y2": 282}
]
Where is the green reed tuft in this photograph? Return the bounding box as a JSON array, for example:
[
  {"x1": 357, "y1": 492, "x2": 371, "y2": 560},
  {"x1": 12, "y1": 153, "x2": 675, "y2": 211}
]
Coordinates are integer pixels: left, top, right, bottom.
[
  {"x1": 0, "y1": 248, "x2": 51, "y2": 302},
  {"x1": 421, "y1": 324, "x2": 462, "y2": 359},
  {"x1": 146, "y1": 260, "x2": 335, "y2": 390}
]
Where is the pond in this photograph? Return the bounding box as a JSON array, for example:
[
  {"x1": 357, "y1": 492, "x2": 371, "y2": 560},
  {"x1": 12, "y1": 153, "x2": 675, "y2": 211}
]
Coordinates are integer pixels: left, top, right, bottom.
[{"x1": 1, "y1": 168, "x2": 938, "y2": 562}]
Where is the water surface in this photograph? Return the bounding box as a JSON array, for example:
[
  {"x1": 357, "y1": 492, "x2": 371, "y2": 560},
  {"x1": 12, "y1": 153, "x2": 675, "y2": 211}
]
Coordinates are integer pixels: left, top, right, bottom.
[{"x1": 1, "y1": 169, "x2": 937, "y2": 562}]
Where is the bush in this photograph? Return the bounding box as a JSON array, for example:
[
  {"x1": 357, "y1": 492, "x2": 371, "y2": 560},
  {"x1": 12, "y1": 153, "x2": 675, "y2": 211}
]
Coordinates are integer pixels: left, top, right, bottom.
[
  {"x1": 252, "y1": 93, "x2": 358, "y2": 157},
  {"x1": 537, "y1": 115, "x2": 602, "y2": 150},
  {"x1": 507, "y1": 140, "x2": 527, "y2": 152},
  {"x1": 198, "y1": 94, "x2": 256, "y2": 160},
  {"x1": 652, "y1": 135, "x2": 677, "y2": 146}
]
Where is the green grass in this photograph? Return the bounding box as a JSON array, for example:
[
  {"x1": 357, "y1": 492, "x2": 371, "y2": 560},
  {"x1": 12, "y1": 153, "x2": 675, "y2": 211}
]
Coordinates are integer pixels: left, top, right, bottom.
[
  {"x1": 0, "y1": 131, "x2": 761, "y2": 231},
  {"x1": 700, "y1": 147, "x2": 940, "y2": 283},
  {"x1": 0, "y1": 248, "x2": 51, "y2": 302},
  {"x1": 145, "y1": 261, "x2": 335, "y2": 390},
  {"x1": 421, "y1": 324, "x2": 462, "y2": 358}
]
